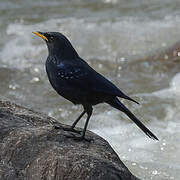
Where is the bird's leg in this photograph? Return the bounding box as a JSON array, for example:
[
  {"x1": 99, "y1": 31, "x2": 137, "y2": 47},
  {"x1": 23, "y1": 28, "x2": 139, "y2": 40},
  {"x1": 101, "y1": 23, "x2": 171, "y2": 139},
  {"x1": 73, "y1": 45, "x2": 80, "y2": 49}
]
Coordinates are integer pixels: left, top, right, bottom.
[
  {"x1": 66, "y1": 106, "x2": 93, "y2": 142},
  {"x1": 62, "y1": 110, "x2": 86, "y2": 134},
  {"x1": 81, "y1": 106, "x2": 92, "y2": 140}
]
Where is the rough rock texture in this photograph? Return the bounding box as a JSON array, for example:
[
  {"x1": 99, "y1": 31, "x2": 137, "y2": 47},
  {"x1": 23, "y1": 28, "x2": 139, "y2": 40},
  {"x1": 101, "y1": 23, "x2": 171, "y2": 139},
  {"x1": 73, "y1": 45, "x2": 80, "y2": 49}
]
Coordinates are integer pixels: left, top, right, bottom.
[{"x1": 0, "y1": 100, "x2": 140, "y2": 180}]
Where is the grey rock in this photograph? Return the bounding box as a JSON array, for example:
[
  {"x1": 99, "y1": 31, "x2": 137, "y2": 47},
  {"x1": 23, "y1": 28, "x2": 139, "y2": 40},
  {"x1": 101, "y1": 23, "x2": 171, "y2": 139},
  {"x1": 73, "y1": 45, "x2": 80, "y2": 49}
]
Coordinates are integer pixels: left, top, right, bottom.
[{"x1": 0, "y1": 100, "x2": 140, "y2": 180}]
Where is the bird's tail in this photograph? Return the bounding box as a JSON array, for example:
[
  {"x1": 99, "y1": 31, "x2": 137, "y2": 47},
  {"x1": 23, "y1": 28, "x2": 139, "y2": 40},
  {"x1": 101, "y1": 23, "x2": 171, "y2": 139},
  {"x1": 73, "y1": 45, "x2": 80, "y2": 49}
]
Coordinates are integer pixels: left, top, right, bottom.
[
  {"x1": 107, "y1": 97, "x2": 158, "y2": 140},
  {"x1": 121, "y1": 94, "x2": 139, "y2": 105}
]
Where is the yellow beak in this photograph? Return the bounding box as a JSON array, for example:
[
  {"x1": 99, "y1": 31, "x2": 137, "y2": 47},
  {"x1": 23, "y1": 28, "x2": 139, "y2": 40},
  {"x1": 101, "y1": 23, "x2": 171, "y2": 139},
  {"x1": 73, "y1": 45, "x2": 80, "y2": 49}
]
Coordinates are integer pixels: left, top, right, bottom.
[{"x1": 33, "y1": 32, "x2": 48, "y2": 41}]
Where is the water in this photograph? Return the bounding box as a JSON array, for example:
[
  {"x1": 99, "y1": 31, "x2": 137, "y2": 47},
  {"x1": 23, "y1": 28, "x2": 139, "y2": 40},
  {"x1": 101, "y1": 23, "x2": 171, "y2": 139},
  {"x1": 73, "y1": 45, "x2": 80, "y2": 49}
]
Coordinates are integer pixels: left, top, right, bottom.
[{"x1": 0, "y1": 0, "x2": 180, "y2": 179}]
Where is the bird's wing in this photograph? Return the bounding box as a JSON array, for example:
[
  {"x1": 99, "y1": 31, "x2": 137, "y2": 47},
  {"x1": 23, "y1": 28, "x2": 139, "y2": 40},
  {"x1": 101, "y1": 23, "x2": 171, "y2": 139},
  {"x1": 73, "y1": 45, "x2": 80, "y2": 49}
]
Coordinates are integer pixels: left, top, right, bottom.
[
  {"x1": 56, "y1": 60, "x2": 138, "y2": 104},
  {"x1": 89, "y1": 67, "x2": 139, "y2": 104},
  {"x1": 56, "y1": 62, "x2": 90, "y2": 91}
]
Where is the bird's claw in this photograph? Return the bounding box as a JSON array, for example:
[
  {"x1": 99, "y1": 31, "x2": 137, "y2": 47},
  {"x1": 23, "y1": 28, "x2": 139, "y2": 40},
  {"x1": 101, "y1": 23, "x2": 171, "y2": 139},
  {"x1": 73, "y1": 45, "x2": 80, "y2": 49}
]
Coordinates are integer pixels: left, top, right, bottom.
[{"x1": 63, "y1": 127, "x2": 81, "y2": 134}]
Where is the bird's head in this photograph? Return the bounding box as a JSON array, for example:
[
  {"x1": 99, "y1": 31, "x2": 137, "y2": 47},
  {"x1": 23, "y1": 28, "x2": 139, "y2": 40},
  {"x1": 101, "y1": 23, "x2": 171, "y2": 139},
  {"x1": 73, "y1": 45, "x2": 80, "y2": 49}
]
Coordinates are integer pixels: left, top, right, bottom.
[{"x1": 33, "y1": 31, "x2": 79, "y2": 59}]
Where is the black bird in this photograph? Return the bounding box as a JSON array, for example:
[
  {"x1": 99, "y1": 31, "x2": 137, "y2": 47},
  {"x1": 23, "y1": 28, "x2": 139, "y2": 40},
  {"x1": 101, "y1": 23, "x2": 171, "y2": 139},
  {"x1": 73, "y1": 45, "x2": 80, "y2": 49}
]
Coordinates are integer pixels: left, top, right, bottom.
[{"x1": 33, "y1": 31, "x2": 158, "y2": 141}]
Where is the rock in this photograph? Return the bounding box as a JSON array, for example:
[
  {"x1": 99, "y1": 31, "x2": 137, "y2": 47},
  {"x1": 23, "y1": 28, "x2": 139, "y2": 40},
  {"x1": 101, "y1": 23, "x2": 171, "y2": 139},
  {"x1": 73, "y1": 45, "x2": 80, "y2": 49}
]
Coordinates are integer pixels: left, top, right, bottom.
[{"x1": 0, "y1": 100, "x2": 140, "y2": 180}]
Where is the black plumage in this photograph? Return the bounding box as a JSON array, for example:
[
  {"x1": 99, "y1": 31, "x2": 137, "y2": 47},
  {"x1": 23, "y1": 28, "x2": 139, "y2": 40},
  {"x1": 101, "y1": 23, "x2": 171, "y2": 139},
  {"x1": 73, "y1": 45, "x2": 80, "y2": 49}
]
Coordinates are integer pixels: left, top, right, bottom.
[{"x1": 33, "y1": 31, "x2": 158, "y2": 141}]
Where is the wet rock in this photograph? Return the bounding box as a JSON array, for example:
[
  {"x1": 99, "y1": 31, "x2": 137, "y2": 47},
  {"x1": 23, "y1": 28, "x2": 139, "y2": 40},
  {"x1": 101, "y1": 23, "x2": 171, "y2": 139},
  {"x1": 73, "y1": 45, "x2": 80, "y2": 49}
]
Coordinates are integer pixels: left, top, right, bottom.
[{"x1": 0, "y1": 100, "x2": 140, "y2": 180}]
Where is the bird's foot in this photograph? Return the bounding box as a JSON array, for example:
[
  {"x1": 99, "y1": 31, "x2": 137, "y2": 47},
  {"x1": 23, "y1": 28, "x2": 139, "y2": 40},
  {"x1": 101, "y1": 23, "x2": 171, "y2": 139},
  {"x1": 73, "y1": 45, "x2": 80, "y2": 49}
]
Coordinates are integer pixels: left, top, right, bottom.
[
  {"x1": 65, "y1": 134, "x2": 93, "y2": 142},
  {"x1": 62, "y1": 127, "x2": 81, "y2": 134}
]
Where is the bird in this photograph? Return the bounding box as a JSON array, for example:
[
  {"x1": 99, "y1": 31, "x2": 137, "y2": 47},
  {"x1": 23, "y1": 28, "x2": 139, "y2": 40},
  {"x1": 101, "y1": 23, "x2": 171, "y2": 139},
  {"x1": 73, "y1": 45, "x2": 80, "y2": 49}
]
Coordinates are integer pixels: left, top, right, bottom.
[{"x1": 33, "y1": 31, "x2": 158, "y2": 141}]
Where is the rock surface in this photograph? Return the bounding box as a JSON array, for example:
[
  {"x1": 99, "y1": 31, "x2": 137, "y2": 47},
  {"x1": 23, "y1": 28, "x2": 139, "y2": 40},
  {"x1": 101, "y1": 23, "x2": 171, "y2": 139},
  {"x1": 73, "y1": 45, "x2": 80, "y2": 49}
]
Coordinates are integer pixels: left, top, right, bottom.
[{"x1": 0, "y1": 100, "x2": 140, "y2": 180}]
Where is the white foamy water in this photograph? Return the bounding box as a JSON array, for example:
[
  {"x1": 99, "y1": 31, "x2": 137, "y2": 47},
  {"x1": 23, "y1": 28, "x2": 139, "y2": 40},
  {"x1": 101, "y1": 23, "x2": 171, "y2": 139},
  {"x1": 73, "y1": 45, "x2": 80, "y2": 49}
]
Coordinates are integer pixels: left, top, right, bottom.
[
  {"x1": 98, "y1": 73, "x2": 180, "y2": 180},
  {"x1": 2, "y1": 15, "x2": 180, "y2": 70},
  {"x1": 153, "y1": 73, "x2": 180, "y2": 99}
]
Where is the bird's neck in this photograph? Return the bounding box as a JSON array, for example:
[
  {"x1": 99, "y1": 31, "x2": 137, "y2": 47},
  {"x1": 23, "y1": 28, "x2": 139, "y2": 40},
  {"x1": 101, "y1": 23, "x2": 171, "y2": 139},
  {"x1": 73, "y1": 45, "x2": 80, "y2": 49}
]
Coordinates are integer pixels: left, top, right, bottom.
[
  {"x1": 47, "y1": 44, "x2": 79, "y2": 60},
  {"x1": 47, "y1": 52, "x2": 79, "y2": 65}
]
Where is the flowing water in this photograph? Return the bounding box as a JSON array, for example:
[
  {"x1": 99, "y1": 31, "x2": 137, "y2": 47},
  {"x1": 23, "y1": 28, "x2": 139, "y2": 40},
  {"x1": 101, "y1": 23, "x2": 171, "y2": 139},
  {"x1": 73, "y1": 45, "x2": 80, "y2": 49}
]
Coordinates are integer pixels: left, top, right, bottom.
[{"x1": 0, "y1": 0, "x2": 180, "y2": 179}]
